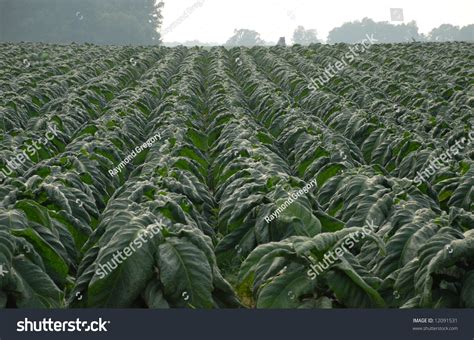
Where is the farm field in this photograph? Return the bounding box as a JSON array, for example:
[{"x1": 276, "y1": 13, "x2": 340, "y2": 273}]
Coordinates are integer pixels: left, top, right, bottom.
[{"x1": 0, "y1": 42, "x2": 473, "y2": 309}]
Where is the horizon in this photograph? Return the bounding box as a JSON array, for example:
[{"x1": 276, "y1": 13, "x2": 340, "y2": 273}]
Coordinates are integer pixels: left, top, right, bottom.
[{"x1": 159, "y1": 0, "x2": 474, "y2": 44}]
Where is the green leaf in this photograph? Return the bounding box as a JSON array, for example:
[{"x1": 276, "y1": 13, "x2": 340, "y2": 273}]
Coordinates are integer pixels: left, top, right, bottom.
[{"x1": 158, "y1": 237, "x2": 214, "y2": 308}]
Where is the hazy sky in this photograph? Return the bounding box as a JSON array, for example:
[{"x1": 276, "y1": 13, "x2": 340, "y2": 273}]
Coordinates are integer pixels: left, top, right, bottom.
[{"x1": 160, "y1": 0, "x2": 474, "y2": 43}]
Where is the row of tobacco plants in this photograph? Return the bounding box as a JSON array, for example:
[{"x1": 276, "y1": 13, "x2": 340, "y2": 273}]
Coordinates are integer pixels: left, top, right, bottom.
[{"x1": 0, "y1": 42, "x2": 473, "y2": 308}]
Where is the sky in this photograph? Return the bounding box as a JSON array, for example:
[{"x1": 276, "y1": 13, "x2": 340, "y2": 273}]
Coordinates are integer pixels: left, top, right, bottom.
[{"x1": 159, "y1": 0, "x2": 474, "y2": 43}]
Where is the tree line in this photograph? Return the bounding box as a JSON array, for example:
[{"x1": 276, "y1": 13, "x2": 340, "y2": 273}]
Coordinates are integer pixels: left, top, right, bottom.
[
  {"x1": 225, "y1": 20, "x2": 474, "y2": 47},
  {"x1": 0, "y1": 2, "x2": 472, "y2": 46},
  {"x1": 0, "y1": 0, "x2": 163, "y2": 45}
]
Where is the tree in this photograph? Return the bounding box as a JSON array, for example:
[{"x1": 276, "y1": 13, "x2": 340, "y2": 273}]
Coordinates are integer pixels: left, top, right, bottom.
[
  {"x1": 292, "y1": 26, "x2": 321, "y2": 45},
  {"x1": 0, "y1": 0, "x2": 163, "y2": 45},
  {"x1": 327, "y1": 18, "x2": 422, "y2": 43},
  {"x1": 427, "y1": 24, "x2": 460, "y2": 42},
  {"x1": 458, "y1": 24, "x2": 474, "y2": 42},
  {"x1": 225, "y1": 29, "x2": 265, "y2": 47},
  {"x1": 427, "y1": 24, "x2": 474, "y2": 42}
]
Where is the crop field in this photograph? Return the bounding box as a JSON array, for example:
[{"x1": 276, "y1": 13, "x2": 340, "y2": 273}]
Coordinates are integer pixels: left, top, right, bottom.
[{"x1": 0, "y1": 42, "x2": 473, "y2": 309}]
